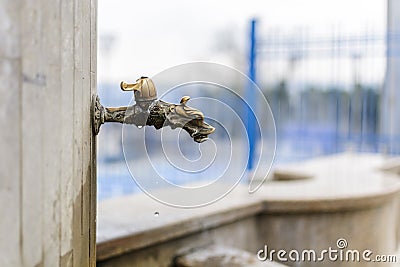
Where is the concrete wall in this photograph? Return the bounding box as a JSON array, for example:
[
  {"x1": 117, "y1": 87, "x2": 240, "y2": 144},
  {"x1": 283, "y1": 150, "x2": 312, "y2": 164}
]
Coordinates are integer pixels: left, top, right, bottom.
[
  {"x1": 259, "y1": 199, "x2": 399, "y2": 267},
  {"x1": 0, "y1": 0, "x2": 97, "y2": 266}
]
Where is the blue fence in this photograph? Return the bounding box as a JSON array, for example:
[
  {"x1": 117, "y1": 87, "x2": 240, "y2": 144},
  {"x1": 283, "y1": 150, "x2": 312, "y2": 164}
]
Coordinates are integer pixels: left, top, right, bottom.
[{"x1": 97, "y1": 21, "x2": 400, "y2": 201}]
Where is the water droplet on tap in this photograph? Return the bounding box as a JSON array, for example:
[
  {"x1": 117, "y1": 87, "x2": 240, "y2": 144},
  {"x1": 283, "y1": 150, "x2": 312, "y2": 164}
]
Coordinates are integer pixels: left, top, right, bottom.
[{"x1": 154, "y1": 211, "x2": 159, "y2": 217}]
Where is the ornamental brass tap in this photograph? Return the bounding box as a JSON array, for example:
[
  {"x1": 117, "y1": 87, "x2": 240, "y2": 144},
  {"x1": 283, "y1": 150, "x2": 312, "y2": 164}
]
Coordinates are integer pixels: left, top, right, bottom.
[{"x1": 92, "y1": 77, "x2": 215, "y2": 143}]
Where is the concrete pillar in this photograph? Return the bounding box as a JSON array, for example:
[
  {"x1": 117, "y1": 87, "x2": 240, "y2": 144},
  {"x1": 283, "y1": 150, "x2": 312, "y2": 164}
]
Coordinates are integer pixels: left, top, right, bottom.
[
  {"x1": 0, "y1": 0, "x2": 97, "y2": 266},
  {"x1": 381, "y1": 0, "x2": 400, "y2": 153}
]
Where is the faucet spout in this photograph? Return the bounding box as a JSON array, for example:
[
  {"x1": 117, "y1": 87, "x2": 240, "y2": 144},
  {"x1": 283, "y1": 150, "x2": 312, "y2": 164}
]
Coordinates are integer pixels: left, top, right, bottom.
[{"x1": 92, "y1": 77, "x2": 215, "y2": 143}]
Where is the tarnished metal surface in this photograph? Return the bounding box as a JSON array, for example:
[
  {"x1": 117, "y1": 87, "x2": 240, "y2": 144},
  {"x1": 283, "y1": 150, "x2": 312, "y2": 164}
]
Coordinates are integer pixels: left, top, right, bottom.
[
  {"x1": 120, "y1": 77, "x2": 157, "y2": 105},
  {"x1": 93, "y1": 77, "x2": 215, "y2": 143},
  {"x1": 92, "y1": 95, "x2": 104, "y2": 135}
]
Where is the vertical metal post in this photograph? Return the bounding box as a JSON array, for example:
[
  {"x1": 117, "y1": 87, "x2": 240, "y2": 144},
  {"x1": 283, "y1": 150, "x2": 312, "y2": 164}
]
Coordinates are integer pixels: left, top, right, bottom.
[{"x1": 246, "y1": 19, "x2": 257, "y2": 170}]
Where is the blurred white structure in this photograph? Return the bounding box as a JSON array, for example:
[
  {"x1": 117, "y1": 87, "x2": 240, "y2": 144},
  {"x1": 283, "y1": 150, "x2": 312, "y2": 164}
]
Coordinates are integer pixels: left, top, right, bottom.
[{"x1": 382, "y1": 0, "x2": 400, "y2": 152}]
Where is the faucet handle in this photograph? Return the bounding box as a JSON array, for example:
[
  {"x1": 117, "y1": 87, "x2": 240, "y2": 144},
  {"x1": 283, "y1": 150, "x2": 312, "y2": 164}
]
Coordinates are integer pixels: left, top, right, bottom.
[
  {"x1": 120, "y1": 81, "x2": 140, "y2": 91},
  {"x1": 120, "y1": 77, "x2": 157, "y2": 103}
]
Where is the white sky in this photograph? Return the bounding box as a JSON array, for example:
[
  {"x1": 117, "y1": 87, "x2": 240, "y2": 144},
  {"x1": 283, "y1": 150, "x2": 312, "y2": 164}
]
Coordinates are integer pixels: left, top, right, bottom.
[{"x1": 98, "y1": 0, "x2": 387, "y2": 85}]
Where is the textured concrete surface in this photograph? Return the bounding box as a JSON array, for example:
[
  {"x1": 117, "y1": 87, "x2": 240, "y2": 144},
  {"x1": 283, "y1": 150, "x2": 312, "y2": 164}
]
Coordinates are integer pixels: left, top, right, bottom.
[{"x1": 0, "y1": 1, "x2": 97, "y2": 266}]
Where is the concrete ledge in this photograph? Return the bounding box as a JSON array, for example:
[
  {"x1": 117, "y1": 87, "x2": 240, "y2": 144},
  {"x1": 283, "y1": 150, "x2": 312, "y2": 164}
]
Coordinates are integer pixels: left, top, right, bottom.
[
  {"x1": 380, "y1": 157, "x2": 400, "y2": 175},
  {"x1": 97, "y1": 190, "x2": 264, "y2": 261},
  {"x1": 262, "y1": 184, "x2": 400, "y2": 214}
]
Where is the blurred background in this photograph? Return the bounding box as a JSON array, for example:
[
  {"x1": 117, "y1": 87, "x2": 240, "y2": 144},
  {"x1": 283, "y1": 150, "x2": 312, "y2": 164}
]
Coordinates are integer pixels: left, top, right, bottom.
[{"x1": 97, "y1": 0, "x2": 400, "y2": 201}]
